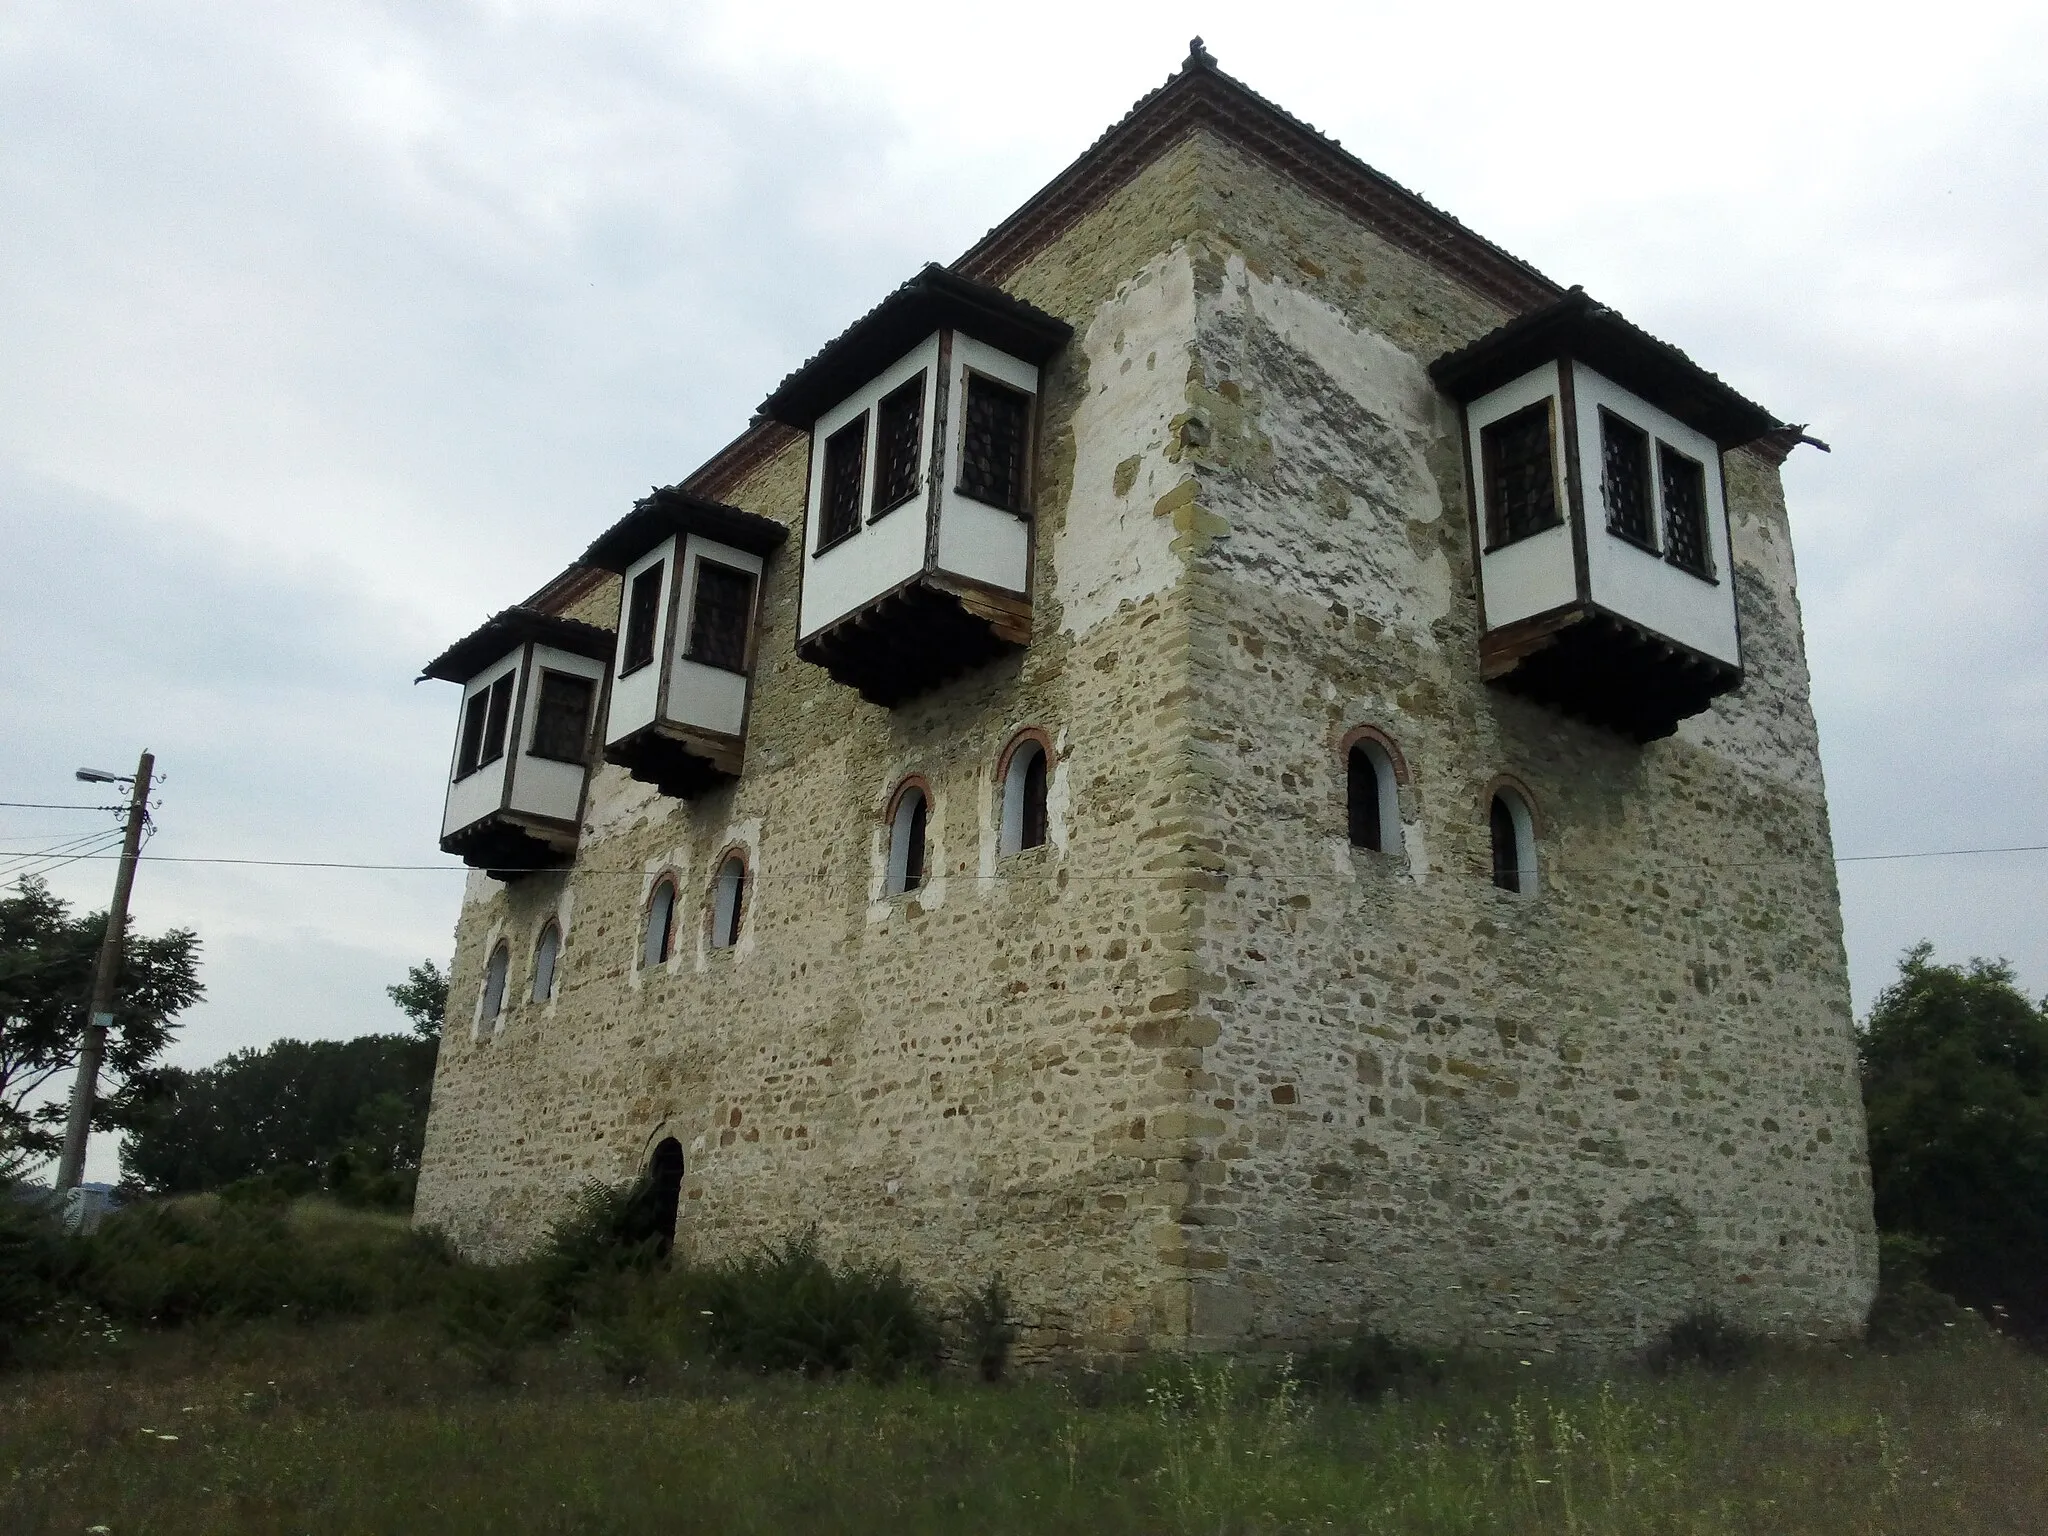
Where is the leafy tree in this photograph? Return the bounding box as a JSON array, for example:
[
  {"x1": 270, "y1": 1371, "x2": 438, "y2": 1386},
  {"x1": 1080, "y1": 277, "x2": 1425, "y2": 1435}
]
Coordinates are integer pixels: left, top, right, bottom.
[
  {"x1": 1860, "y1": 943, "x2": 2048, "y2": 1340},
  {"x1": 120, "y1": 1033, "x2": 437, "y2": 1206},
  {"x1": 0, "y1": 876, "x2": 202, "y2": 1180},
  {"x1": 387, "y1": 959, "x2": 449, "y2": 1040}
]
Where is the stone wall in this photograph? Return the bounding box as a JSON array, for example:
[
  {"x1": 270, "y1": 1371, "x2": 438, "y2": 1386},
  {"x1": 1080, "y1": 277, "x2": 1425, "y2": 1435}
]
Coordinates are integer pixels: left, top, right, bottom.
[
  {"x1": 414, "y1": 125, "x2": 1877, "y2": 1359},
  {"x1": 1152, "y1": 135, "x2": 1877, "y2": 1354}
]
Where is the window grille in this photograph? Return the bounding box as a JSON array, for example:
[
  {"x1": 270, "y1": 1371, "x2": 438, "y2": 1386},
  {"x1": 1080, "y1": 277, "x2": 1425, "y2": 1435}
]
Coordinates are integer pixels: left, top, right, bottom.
[
  {"x1": 958, "y1": 375, "x2": 1031, "y2": 512},
  {"x1": 1599, "y1": 409, "x2": 1655, "y2": 548},
  {"x1": 873, "y1": 374, "x2": 926, "y2": 516},
  {"x1": 478, "y1": 674, "x2": 515, "y2": 767},
  {"x1": 531, "y1": 923, "x2": 560, "y2": 1002},
  {"x1": 1480, "y1": 401, "x2": 1560, "y2": 548},
  {"x1": 1659, "y1": 443, "x2": 1713, "y2": 578},
  {"x1": 622, "y1": 562, "x2": 664, "y2": 675},
  {"x1": 686, "y1": 560, "x2": 756, "y2": 673},
  {"x1": 530, "y1": 671, "x2": 595, "y2": 762},
  {"x1": 456, "y1": 688, "x2": 491, "y2": 779},
  {"x1": 820, "y1": 415, "x2": 867, "y2": 548}
]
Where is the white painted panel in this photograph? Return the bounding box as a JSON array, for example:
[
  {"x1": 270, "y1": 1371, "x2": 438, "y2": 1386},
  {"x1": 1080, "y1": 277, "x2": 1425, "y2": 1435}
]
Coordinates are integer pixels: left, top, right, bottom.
[
  {"x1": 798, "y1": 336, "x2": 940, "y2": 639},
  {"x1": 441, "y1": 653, "x2": 521, "y2": 839},
  {"x1": 604, "y1": 536, "x2": 674, "y2": 745},
  {"x1": 933, "y1": 332, "x2": 1036, "y2": 596},
  {"x1": 1573, "y1": 363, "x2": 1740, "y2": 666},
  {"x1": 667, "y1": 660, "x2": 749, "y2": 736},
  {"x1": 1467, "y1": 363, "x2": 1576, "y2": 629},
  {"x1": 506, "y1": 644, "x2": 604, "y2": 823},
  {"x1": 935, "y1": 496, "x2": 1029, "y2": 593}
]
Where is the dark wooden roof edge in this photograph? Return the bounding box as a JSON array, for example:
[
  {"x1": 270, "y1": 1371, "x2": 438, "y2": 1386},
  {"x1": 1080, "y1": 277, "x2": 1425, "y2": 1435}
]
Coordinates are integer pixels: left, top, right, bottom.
[
  {"x1": 680, "y1": 418, "x2": 804, "y2": 499},
  {"x1": 757, "y1": 263, "x2": 1074, "y2": 427},
  {"x1": 953, "y1": 39, "x2": 1561, "y2": 314},
  {"x1": 1430, "y1": 288, "x2": 1788, "y2": 449},
  {"x1": 522, "y1": 564, "x2": 609, "y2": 617},
  {"x1": 419, "y1": 606, "x2": 615, "y2": 684},
  {"x1": 580, "y1": 483, "x2": 789, "y2": 573}
]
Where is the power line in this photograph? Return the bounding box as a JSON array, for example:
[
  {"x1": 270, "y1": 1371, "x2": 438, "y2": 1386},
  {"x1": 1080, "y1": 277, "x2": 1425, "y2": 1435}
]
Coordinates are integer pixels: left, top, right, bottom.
[
  {"x1": 0, "y1": 830, "x2": 130, "y2": 878},
  {"x1": 12, "y1": 840, "x2": 2047, "y2": 879},
  {"x1": 0, "y1": 801, "x2": 125, "y2": 811}
]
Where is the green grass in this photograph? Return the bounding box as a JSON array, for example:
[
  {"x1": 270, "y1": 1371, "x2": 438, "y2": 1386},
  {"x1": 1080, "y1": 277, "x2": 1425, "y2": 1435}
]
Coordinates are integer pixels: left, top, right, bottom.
[
  {"x1": 3, "y1": 1314, "x2": 2044, "y2": 1534},
  {"x1": 6, "y1": 1198, "x2": 2044, "y2": 1533}
]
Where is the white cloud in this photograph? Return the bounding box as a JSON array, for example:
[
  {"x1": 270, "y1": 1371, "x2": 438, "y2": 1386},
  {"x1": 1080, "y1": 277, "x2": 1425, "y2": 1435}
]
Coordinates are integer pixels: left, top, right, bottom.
[{"x1": 3, "y1": 0, "x2": 2043, "y2": 1188}]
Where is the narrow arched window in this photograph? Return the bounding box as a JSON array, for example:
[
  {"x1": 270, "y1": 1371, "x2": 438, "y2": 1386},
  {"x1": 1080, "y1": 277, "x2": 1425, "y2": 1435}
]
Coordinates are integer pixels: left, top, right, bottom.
[
  {"x1": 531, "y1": 922, "x2": 560, "y2": 1002},
  {"x1": 1489, "y1": 790, "x2": 1537, "y2": 896},
  {"x1": 887, "y1": 785, "x2": 929, "y2": 896},
  {"x1": 1346, "y1": 739, "x2": 1399, "y2": 854},
  {"x1": 643, "y1": 879, "x2": 677, "y2": 968},
  {"x1": 649, "y1": 1137, "x2": 685, "y2": 1257},
  {"x1": 480, "y1": 941, "x2": 510, "y2": 1029},
  {"x1": 711, "y1": 855, "x2": 746, "y2": 949},
  {"x1": 1000, "y1": 738, "x2": 1050, "y2": 855}
]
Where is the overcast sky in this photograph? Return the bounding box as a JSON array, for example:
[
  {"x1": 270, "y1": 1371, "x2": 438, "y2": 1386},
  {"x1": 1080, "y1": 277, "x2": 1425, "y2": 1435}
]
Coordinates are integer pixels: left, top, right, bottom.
[{"x1": 4, "y1": 1, "x2": 2043, "y2": 1181}]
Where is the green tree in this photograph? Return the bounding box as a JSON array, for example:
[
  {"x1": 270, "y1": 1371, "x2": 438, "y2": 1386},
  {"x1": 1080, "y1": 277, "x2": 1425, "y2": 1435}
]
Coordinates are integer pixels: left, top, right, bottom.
[
  {"x1": 1860, "y1": 943, "x2": 2048, "y2": 1339},
  {"x1": 119, "y1": 1033, "x2": 438, "y2": 1205},
  {"x1": 0, "y1": 876, "x2": 202, "y2": 1180},
  {"x1": 387, "y1": 959, "x2": 449, "y2": 1040}
]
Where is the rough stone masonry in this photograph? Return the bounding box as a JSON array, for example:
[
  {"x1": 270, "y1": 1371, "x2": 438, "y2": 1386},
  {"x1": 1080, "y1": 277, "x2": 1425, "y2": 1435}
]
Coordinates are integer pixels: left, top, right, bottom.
[{"x1": 414, "y1": 52, "x2": 1878, "y2": 1359}]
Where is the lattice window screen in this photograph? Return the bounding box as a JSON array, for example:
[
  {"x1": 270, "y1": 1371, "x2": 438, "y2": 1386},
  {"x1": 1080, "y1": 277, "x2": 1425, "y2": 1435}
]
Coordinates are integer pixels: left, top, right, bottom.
[
  {"x1": 1600, "y1": 409, "x2": 1655, "y2": 547},
  {"x1": 1659, "y1": 443, "x2": 1713, "y2": 577},
  {"x1": 1481, "y1": 401, "x2": 1560, "y2": 547},
  {"x1": 958, "y1": 376, "x2": 1030, "y2": 513}
]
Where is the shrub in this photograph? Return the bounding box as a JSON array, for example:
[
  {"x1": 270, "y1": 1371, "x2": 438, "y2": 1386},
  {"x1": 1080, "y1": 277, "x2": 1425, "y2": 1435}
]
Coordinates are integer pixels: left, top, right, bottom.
[
  {"x1": 1645, "y1": 1309, "x2": 1755, "y2": 1374},
  {"x1": 684, "y1": 1227, "x2": 941, "y2": 1381},
  {"x1": 1298, "y1": 1326, "x2": 1439, "y2": 1399},
  {"x1": 960, "y1": 1272, "x2": 1017, "y2": 1382},
  {"x1": 439, "y1": 1262, "x2": 549, "y2": 1385},
  {"x1": 535, "y1": 1177, "x2": 671, "y2": 1320},
  {"x1": 1867, "y1": 1232, "x2": 1983, "y2": 1350},
  {"x1": 0, "y1": 1185, "x2": 75, "y2": 1364}
]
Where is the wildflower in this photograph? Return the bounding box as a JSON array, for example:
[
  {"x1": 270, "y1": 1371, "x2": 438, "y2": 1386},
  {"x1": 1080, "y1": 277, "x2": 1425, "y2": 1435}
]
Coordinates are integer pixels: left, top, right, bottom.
[{"x1": 156, "y1": 1434, "x2": 179, "y2": 1442}]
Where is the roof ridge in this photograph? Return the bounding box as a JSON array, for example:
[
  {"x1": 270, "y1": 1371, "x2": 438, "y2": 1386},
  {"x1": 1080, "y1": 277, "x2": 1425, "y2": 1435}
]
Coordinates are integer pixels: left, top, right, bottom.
[{"x1": 953, "y1": 40, "x2": 1561, "y2": 312}]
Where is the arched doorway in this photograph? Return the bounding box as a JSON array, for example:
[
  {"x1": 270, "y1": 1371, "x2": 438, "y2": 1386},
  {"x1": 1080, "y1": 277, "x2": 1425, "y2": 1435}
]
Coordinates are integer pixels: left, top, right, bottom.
[{"x1": 649, "y1": 1137, "x2": 685, "y2": 1255}]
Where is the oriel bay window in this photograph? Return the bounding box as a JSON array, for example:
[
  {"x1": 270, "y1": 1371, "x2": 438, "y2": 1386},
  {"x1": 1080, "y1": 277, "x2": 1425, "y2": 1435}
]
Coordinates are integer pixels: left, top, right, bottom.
[
  {"x1": 422, "y1": 607, "x2": 614, "y2": 878},
  {"x1": 759, "y1": 263, "x2": 1071, "y2": 708},
  {"x1": 1432, "y1": 290, "x2": 1774, "y2": 742},
  {"x1": 582, "y1": 485, "x2": 787, "y2": 800}
]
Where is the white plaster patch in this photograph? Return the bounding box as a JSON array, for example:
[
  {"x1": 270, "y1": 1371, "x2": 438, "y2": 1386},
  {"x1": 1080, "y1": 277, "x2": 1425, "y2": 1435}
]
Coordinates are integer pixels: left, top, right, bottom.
[
  {"x1": 1054, "y1": 246, "x2": 1198, "y2": 638},
  {"x1": 1203, "y1": 254, "x2": 1455, "y2": 644},
  {"x1": 581, "y1": 764, "x2": 667, "y2": 843}
]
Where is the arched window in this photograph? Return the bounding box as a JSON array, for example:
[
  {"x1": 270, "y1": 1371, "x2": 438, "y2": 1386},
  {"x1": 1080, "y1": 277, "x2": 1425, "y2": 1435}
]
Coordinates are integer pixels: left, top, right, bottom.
[
  {"x1": 643, "y1": 878, "x2": 677, "y2": 968},
  {"x1": 1489, "y1": 788, "x2": 1538, "y2": 896},
  {"x1": 648, "y1": 1137, "x2": 685, "y2": 1257},
  {"x1": 1000, "y1": 733, "x2": 1050, "y2": 855},
  {"x1": 1345, "y1": 735, "x2": 1401, "y2": 854},
  {"x1": 886, "y1": 782, "x2": 929, "y2": 897},
  {"x1": 530, "y1": 922, "x2": 560, "y2": 1002},
  {"x1": 710, "y1": 854, "x2": 746, "y2": 949},
  {"x1": 479, "y1": 941, "x2": 510, "y2": 1030}
]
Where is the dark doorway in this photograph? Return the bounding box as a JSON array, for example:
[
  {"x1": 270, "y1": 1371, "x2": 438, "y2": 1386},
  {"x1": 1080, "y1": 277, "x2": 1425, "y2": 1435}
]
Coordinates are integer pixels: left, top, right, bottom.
[{"x1": 650, "y1": 1137, "x2": 685, "y2": 1255}]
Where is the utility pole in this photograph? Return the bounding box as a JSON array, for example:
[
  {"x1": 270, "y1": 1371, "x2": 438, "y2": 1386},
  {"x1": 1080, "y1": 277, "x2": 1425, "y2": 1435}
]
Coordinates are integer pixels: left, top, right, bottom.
[{"x1": 54, "y1": 749, "x2": 154, "y2": 1192}]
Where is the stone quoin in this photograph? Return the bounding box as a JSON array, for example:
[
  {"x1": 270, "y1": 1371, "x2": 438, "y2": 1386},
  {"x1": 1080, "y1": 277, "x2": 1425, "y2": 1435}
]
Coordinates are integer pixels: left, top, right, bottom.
[{"x1": 413, "y1": 41, "x2": 1877, "y2": 1358}]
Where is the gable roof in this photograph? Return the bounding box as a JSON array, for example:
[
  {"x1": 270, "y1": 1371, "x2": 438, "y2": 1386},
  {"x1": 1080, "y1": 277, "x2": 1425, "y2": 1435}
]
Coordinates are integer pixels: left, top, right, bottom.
[
  {"x1": 1430, "y1": 288, "x2": 1786, "y2": 449},
  {"x1": 954, "y1": 39, "x2": 1562, "y2": 313},
  {"x1": 758, "y1": 264, "x2": 1074, "y2": 428}
]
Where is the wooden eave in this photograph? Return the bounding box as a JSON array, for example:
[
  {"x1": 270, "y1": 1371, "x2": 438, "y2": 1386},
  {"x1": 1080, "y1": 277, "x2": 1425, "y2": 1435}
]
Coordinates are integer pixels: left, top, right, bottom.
[
  {"x1": 757, "y1": 264, "x2": 1072, "y2": 428},
  {"x1": 1429, "y1": 288, "x2": 1786, "y2": 450},
  {"x1": 580, "y1": 485, "x2": 789, "y2": 573},
  {"x1": 419, "y1": 606, "x2": 616, "y2": 684}
]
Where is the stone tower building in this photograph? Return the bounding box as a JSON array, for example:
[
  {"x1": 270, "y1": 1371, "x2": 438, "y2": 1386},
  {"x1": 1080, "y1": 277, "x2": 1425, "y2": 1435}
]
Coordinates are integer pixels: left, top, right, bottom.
[{"x1": 413, "y1": 44, "x2": 1877, "y2": 1356}]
